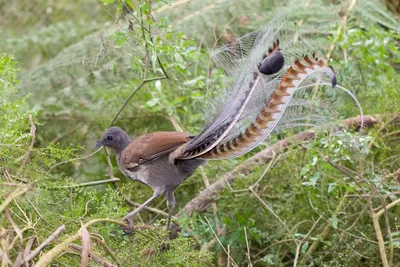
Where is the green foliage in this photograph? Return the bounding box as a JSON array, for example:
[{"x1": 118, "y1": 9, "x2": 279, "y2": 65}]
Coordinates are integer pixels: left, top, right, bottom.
[
  {"x1": 334, "y1": 27, "x2": 400, "y2": 115},
  {"x1": 1, "y1": 0, "x2": 400, "y2": 266},
  {"x1": 0, "y1": 54, "x2": 212, "y2": 266}
]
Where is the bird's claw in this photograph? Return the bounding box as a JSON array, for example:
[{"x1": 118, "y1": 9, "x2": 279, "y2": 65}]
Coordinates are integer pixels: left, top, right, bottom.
[
  {"x1": 120, "y1": 217, "x2": 134, "y2": 235},
  {"x1": 160, "y1": 242, "x2": 170, "y2": 251}
]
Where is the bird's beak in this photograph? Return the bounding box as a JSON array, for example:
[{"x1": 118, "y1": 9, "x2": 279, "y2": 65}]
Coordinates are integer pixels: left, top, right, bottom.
[{"x1": 92, "y1": 140, "x2": 104, "y2": 149}]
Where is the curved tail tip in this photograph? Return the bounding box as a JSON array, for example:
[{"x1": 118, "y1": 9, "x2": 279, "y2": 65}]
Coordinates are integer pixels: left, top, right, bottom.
[{"x1": 328, "y1": 66, "x2": 337, "y2": 88}]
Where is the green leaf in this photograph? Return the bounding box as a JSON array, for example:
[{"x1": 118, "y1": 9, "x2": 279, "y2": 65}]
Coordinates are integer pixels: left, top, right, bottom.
[
  {"x1": 328, "y1": 183, "x2": 336, "y2": 193},
  {"x1": 146, "y1": 98, "x2": 159, "y2": 107},
  {"x1": 228, "y1": 230, "x2": 241, "y2": 245},
  {"x1": 302, "y1": 172, "x2": 320, "y2": 186},
  {"x1": 392, "y1": 240, "x2": 400, "y2": 248},
  {"x1": 330, "y1": 215, "x2": 339, "y2": 229},
  {"x1": 301, "y1": 242, "x2": 309, "y2": 253},
  {"x1": 221, "y1": 216, "x2": 232, "y2": 227},
  {"x1": 300, "y1": 166, "x2": 310, "y2": 176}
]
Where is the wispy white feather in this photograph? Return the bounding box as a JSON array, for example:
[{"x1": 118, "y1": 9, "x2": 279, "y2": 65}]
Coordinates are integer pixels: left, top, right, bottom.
[{"x1": 182, "y1": 15, "x2": 361, "y2": 160}]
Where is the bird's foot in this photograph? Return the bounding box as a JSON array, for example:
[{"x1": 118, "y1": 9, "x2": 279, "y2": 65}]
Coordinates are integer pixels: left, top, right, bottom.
[
  {"x1": 159, "y1": 241, "x2": 170, "y2": 251},
  {"x1": 120, "y1": 217, "x2": 134, "y2": 235}
]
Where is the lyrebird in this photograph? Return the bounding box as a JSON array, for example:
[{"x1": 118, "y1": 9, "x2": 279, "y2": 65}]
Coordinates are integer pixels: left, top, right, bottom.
[{"x1": 94, "y1": 18, "x2": 337, "y2": 233}]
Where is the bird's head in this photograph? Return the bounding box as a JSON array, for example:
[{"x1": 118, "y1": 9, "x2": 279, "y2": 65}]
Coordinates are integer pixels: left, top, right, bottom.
[{"x1": 93, "y1": 126, "x2": 131, "y2": 154}]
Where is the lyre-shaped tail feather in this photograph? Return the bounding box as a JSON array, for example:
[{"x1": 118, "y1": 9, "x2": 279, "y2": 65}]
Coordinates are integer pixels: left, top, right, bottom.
[
  {"x1": 200, "y1": 55, "x2": 336, "y2": 160},
  {"x1": 180, "y1": 39, "x2": 283, "y2": 160}
]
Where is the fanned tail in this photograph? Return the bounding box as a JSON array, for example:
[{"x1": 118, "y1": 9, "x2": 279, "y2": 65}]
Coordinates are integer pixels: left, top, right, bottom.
[
  {"x1": 200, "y1": 54, "x2": 336, "y2": 159},
  {"x1": 174, "y1": 17, "x2": 341, "y2": 161},
  {"x1": 181, "y1": 39, "x2": 283, "y2": 159}
]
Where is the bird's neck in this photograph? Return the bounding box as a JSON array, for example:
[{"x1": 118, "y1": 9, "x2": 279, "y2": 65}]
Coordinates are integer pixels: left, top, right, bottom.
[{"x1": 114, "y1": 136, "x2": 131, "y2": 155}]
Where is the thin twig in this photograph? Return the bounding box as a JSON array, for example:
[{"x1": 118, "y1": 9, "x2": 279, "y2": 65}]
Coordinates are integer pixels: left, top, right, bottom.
[
  {"x1": 376, "y1": 198, "x2": 400, "y2": 218},
  {"x1": 293, "y1": 216, "x2": 322, "y2": 267},
  {"x1": 51, "y1": 124, "x2": 81, "y2": 144},
  {"x1": 204, "y1": 217, "x2": 238, "y2": 267},
  {"x1": 250, "y1": 152, "x2": 279, "y2": 190},
  {"x1": 109, "y1": 76, "x2": 167, "y2": 126},
  {"x1": 24, "y1": 196, "x2": 52, "y2": 226},
  {"x1": 11, "y1": 198, "x2": 31, "y2": 226},
  {"x1": 227, "y1": 245, "x2": 230, "y2": 267},
  {"x1": 326, "y1": 0, "x2": 358, "y2": 58},
  {"x1": 116, "y1": 185, "x2": 170, "y2": 218},
  {"x1": 300, "y1": 194, "x2": 348, "y2": 264},
  {"x1": 0, "y1": 186, "x2": 33, "y2": 213},
  {"x1": 19, "y1": 114, "x2": 36, "y2": 173},
  {"x1": 90, "y1": 234, "x2": 121, "y2": 267},
  {"x1": 250, "y1": 188, "x2": 298, "y2": 245},
  {"x1": 4, "y1": 208, "x2": 23, "y2": 242},
  {"x1": 125, "y1": 198, "x2": 171, "y2": 219},
  {"x1": 0, "y1": 183, "x2": 28, "y2": 187},
  {"x1": 244, "y1": 227, "x2": 252, "y2": 267},
  {"x1": 47, "y1": 148, "x2": 102, "y2": 174},
  {"x1": 104, "y1": 147, "x2": 115, "y2": 178},
  {"x1": 45, "y1": 178, "x2": 120, "y2": 190},
  {"x1": 200, "y1": 166, "x2": 222, "y2": 235},
  {"x1": 380, "y1": 196, "x2": 393, "y2": 266},
  {"x1": 23, "y1": 237, "x2": 36, "y2": 267},
  {"x1": 22, "y1": 224, "x2": 66, "y2": 264}
]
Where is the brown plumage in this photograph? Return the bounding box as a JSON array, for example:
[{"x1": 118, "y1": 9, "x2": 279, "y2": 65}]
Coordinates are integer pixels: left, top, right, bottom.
[{"x1": 119, "y1": 132, "x2": 192, "y2": 167}]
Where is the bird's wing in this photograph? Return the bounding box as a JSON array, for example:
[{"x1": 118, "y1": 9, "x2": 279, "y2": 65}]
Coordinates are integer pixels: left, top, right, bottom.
[{"x1": 119, "y1": 132, "x2": 193, "y2": 168}]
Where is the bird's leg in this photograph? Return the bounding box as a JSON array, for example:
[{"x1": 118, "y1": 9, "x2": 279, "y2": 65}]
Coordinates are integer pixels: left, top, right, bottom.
[
  {"x1": 159, "y1": 190, "x2": 176, "y2": 249},
  {"x1": 121, "y1": 190, "x2": 162, "y2": 234},
  {"x1": 165, "y1": 190, "x2": 176, "y2": 232}
]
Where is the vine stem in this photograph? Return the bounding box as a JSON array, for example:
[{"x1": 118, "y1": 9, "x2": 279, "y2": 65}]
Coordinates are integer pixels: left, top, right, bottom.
[
  {"x1": 109, "y1": 76, "x2": 166, "y2": 127},
  {"x1": 326, "y1": 0, "x2": 358, "y2": 59}
]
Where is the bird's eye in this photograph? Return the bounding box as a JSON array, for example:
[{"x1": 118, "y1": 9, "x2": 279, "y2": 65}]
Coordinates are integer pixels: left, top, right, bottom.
[{"x1": 107, "y1": 135, "x2": 113, "y2": 141}]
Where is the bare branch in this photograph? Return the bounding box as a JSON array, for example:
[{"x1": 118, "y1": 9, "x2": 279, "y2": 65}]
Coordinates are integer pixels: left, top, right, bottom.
[
  {"x1": 69, "y1": 244, "x2": 117, "y2": 267},
  {"x1": 4, "y1": 208, "x2": 23, "y2": 242},
  {"x1": 178, "y1": 115, "x2": 393, "y2": 217},
  {"x1": 376, "y1": 198, "x2": 400, "y2": 218},
  {"x1": 0, "y1": 186, "x2": 33, "y2": 213},
  {"x1": 22, "y1": 224, "x2": 66, "y2": 264},
  {"x1": 34, "y1": 219, "x2": 128, "y2": 267},
  {"x1": 23, "y1": 237, "x2": 36, "y2": 267},
  {"x1": 80, "y1": 225, "x2": 91, "y2": 267},
  {"x1": 366, "y1": 198, "x2": 389, "y2": 267}
]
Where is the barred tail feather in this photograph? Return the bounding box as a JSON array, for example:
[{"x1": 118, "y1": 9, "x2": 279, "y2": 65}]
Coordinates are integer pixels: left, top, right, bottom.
[
  {"x1": 181, "y1": 39, "x2": 283, "y2": 159},
  {"x1": 200, "y1": 54, "x2": 336, "y2": 160}
]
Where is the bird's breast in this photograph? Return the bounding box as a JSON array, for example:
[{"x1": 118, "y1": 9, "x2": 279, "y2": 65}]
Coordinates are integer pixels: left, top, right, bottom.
[{"x1": 116, "y1": 156, "x2": 145, "y2": 184}]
